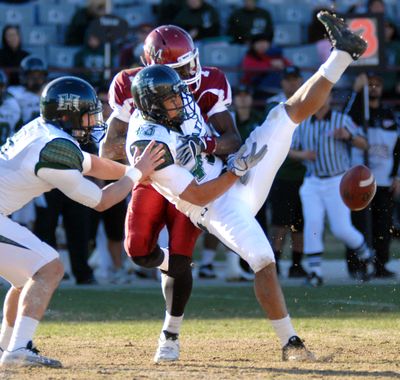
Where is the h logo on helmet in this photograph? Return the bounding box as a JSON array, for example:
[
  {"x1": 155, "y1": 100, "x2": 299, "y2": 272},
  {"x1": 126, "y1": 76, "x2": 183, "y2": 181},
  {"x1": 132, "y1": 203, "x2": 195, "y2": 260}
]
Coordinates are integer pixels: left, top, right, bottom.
[{"x1": 57, "y1": 94, "x2": 80, "y2": 111}]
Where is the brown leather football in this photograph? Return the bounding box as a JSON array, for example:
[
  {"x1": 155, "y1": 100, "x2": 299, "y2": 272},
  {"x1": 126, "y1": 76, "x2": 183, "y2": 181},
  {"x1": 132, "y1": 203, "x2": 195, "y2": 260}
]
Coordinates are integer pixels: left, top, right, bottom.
[{"x1": 340, "y1": 165, "x2": 376, "y2": 211}]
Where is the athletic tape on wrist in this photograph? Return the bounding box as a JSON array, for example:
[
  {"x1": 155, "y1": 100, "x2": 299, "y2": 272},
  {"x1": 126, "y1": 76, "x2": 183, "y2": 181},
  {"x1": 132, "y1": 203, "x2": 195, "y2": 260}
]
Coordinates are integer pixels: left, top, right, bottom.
[{"x1": 125, "y1": 166, "x2": 142, "y2": 183}]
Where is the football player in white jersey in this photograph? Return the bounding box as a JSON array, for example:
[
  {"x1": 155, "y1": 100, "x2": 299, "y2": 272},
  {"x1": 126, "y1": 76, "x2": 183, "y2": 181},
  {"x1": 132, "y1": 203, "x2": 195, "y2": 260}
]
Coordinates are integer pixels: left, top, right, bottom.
[
  {"x1": 126, "y1": 11, "x2": 368, "y2": 361},
  {"x1": 8, "y1": 56, "x2": 48, "y2": 125},
  {"x1": 0, "y1": 76, "x2": 164, "y2": 368},
  {"x1": 0, "y1": 69, "x2": 21, "y2": 145}
]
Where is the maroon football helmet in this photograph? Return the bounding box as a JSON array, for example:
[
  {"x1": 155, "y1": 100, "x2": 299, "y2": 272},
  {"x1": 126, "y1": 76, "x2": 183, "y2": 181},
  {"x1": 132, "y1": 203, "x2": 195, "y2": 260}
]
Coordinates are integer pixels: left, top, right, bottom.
[{"x1": 142, "y1": 25, "x2": 202, "y2": 92}]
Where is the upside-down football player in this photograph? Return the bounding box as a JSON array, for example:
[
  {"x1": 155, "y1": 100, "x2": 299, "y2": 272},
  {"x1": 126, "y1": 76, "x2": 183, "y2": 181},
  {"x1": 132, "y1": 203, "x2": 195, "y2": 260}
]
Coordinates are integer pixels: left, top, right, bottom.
[{"x1": 100, "y1": 25, "x2": 242, "y2": 362}]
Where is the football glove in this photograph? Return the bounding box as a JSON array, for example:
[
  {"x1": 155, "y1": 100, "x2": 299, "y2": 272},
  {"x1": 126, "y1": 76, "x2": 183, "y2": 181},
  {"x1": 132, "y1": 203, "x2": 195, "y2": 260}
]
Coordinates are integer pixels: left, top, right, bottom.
[
  {"x1": 176, "y1": 135, "x2": 217, "y2": 166},
  {"x1": 227, "y1": 142, "x2": 267, "y2": 177}
]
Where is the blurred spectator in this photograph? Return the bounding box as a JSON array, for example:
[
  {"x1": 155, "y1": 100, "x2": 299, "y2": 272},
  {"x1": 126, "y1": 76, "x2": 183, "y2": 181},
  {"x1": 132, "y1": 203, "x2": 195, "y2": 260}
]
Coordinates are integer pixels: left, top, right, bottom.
[
  {"x1": 382, "y1": 20, "x2": 400, "y2": 99},
  {"x1": 88, "y1": 85, "x2": 130, "y2": 284},
  {"x1": 241, "y1": 33, "x2": 291, "y2": 98},
  {"x1": 227, "y1": 0, "x2": 274, "y2": 44},
  {"x1": 8, "y1": 56, "x2": 47, "y2": 125},
  {"x1": 65, "y1": 0, "x2": 106, "y2": 46},
  {"x1": 267, "y1": 66, "x2": 307, "y2": 278},
  {"x1": 290, "y1": 95, "x2": 370, "y2": 286},
  {"x1": 368, "y1": 0, "x2": 385, "y2": 13},
  {"x1": 345, "y1": 72, "x2": 400, "y2": 278},
  {"x1": 0, "y1": 25, "x2": 29, "y2": 85},
  {"x1": 0, "y1": 69, "x2": 21, "y2": 146},
  {"x1": 119, "y1": 23, "x2": 153, "y2": 69},
  {"x1": 156, "y1": 0, "x2": 186, "y2": 25},
  {"x1": 74, "y1": 26, "x2": 112, "y2": 88},
  {"x1": 307, "y1": 8, "x2": 331, "y2": 63},
  {"x1": 173, "y1": 0, "x2": 220, "y2": 41}
]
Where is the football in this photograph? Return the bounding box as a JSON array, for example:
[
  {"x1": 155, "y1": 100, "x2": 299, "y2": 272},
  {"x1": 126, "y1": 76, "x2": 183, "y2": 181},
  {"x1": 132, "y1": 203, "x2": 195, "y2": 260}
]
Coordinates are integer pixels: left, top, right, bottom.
[{"x1": 340, "y1": 165, "x2": 376, "y2": 211}]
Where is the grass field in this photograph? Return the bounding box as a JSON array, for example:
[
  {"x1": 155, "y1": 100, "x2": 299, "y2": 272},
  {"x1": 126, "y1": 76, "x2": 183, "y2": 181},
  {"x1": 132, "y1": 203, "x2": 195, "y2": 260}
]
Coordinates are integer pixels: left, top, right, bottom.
[{"x1": 0, "y1": 283, "x2": 399, "y2": 380}]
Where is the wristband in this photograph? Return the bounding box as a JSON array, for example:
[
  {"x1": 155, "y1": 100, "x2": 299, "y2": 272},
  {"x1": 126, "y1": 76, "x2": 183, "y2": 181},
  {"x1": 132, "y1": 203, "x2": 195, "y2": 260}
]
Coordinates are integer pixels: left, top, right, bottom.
[
  {"x1": 125, "y1": 166, "x2": 142, "y2": 184},
  {"x1": 203, "y1": 136, "x2": 217, "y2": 154}
]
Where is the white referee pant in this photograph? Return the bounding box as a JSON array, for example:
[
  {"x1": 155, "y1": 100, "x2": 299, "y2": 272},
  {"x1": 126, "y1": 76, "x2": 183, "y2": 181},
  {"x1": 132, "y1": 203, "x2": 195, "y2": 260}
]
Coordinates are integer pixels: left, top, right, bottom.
[{"x1": 300, "y1": 174, "x2": 364, "y2": 255}]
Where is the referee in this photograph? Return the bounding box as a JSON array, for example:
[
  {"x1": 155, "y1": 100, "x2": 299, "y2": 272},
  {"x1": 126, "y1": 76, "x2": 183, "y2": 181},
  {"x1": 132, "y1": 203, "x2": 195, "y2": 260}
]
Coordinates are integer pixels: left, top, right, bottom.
[{"x1": 289, "y1": 94, "x2": 371, "y2": 286}]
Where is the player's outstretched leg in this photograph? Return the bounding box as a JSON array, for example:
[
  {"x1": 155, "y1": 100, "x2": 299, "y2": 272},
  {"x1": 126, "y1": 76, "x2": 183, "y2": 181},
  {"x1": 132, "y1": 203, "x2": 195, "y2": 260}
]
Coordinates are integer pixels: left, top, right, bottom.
[{"x1": 285, "y1": 11, "x2": 367, "y2": 125}]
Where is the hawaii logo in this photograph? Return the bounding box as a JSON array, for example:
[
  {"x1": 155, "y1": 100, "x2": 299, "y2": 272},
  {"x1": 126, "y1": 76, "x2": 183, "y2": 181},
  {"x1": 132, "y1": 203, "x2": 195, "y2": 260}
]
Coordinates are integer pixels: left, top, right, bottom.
[{"x1": 57, "y1": 94, "x2": 80, "y2": 111}]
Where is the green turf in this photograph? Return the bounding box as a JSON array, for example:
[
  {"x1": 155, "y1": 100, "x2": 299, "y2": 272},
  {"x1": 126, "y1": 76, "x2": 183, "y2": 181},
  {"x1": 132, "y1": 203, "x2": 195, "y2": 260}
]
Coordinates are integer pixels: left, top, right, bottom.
[{"x1": 2, "y1": 284, "x2": 395, "y2": 324}]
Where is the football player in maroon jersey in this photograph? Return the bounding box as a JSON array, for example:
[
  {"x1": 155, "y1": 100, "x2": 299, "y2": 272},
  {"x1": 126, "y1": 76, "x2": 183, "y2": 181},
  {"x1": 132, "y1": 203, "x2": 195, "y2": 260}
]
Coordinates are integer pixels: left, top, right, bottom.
[{"x1": 100, "y1": 25, "x2": 241, "y2": 362}]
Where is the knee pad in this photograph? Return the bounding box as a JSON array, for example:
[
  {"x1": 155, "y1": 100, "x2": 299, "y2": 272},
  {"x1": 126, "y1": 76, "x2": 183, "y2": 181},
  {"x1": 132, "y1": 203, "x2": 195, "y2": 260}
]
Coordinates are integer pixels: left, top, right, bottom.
[{"x1": 132, "y1": 246, "x2": 164, "y2": 268}]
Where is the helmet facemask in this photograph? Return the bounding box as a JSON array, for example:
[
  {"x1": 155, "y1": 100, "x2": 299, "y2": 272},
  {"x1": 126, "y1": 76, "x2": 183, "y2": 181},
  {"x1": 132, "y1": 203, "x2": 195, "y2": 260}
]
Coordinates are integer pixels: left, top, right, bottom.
[
  {"x1": 143, "y1": 82, "x2": 196, "y2": 132},
  {"x1": 72, "y1": 100, "x2": 107, "y2": 144},
  {"x1": 165, "y1": 48, "x2": 201, "y2": 92}
]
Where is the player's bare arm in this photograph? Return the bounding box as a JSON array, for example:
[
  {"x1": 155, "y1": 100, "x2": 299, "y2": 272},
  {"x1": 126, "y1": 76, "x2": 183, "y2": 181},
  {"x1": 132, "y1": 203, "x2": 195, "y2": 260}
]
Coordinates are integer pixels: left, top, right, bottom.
[
  {"x1": 180, "y1": 172, "x2": 239, "y2": 206},
  {"x1": 99, "y1": 116, "x2": 129, "y2": 162},
  {"x1": 208, "y1": 111, "x2": 242, "y2": 155},
  {"x1": 93, "y1": 141, "x2": 165, "y2": 211},
  {"x1": 87, "y1": 140, "x2": 165, "y2": 180}
]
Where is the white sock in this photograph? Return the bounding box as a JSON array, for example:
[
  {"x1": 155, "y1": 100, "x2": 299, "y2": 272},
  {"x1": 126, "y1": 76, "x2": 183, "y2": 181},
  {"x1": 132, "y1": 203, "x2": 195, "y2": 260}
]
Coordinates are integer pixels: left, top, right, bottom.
[
  {"x1": 0, "y1": 321, "x2": 13, "y2": 351},
  {"x1": 201, "y1": 249, "x2": 216, "y2": 266},
  {"x1": 270, "y1": 315, "x2": 297, "y2": 347},
  {"x1": 318, "y1": 49, "x2": 354, "y2": 84},
  {"x1": 162, "y1": 311, "x2": 183, "y2": 335},
  {"x1": 7, "y1": 316, "x2": 39, "y2": 351},
  {"x1": 158, "y1": 247, "x2": 169, "y2": 272}
]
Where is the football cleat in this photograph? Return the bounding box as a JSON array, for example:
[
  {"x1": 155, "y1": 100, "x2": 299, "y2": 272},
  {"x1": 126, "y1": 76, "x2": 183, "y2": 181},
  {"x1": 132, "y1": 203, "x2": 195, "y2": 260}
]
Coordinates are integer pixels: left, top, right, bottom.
[
  {"x1": 317, "y1": 10, "x2": 367, "y2": 60},
  {"x1": 0, "y1": 341, "x2": 62, "y2": 368},
  {"x1": 154, "y1": 331, "x2": 180, "y2": 363},
  {"x1": 305, "y1": 272, "x2": 323, "y2": 287},
  {"x1": 282, "y1": 336, "x2": 316, "y2": 362},
  {"x1": 288, "y1": 265, "x2": 308, "y2": 278},
  {"x1": 198, "y1": 264, "x2": 217, "y2": 279}
]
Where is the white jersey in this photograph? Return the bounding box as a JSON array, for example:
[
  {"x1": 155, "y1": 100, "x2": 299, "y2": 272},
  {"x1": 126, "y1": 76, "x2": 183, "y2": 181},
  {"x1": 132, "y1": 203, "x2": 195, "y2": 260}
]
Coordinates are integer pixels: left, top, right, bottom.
[
  {"x1": 126, "y1": 97, "x2": 224, "y2": 217},
  {"x1": 0, "y1": 118, "x2": 92, "y2": 215},
  {"x1": 0, "y1": 93, "x2": 21, "y2": 145},
  {"x1": 8, "y1": 86, "x2": 40, "y2": 124}
]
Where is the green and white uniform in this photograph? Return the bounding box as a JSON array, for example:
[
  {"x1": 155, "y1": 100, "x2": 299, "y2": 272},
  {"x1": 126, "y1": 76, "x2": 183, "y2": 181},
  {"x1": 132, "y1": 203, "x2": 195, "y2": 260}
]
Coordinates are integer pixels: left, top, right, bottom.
[
  {"x1": 127, "y1": 101, "x2": 298, "y2": 273},
  {"x1": 0, "y1": 117, "x2": 102, "y2": 287},
  {"x1": 0, "y1": 92, "x2": 21, "y2": 145}
]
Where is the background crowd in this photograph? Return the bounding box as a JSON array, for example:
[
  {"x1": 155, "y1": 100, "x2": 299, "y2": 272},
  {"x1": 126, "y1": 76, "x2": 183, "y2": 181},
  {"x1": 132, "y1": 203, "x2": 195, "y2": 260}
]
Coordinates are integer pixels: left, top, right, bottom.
[{"x1": 0, "y1": 0, "x2": 399, "y2": 285}]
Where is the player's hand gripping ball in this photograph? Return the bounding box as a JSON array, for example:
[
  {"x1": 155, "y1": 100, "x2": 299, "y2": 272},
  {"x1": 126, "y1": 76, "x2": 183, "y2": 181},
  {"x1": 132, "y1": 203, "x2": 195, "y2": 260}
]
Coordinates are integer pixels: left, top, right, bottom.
[{"x1": 340, "y1": 165, "x2": 376, "y2": 211}]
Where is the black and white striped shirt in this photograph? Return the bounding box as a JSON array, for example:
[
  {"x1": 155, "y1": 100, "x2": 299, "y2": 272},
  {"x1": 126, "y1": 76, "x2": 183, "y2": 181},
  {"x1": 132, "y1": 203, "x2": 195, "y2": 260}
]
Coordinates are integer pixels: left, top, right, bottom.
[{"x1": 292, "y1": 110, "x2": 363, "y2": 178}]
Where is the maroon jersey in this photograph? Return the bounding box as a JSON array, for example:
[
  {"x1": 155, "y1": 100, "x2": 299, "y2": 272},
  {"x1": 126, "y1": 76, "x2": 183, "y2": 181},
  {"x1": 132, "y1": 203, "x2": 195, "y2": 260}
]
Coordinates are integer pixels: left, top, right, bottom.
[{"x1": 109, "y1": 66, "x2": 232, "y2": 123}]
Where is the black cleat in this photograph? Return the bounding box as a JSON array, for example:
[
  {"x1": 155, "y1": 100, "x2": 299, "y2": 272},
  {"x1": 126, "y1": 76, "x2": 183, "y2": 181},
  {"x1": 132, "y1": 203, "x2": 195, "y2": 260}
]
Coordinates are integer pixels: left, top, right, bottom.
[
  {"x1": 288, "y1": 265, "x2": 308, "y2": 278},
  {"x1": 305, "y1": 272, "x2": 323, "y2": 287},
  {"x1": 317, "y1": 10, "x2": 367, "y2": 60},
  {"x1": 198, "y1": 264, "x2": 217, "y2": 279},
  {"x1": 374, "y1": 267, "x2": 397, "y2": 278},
  {"x1": 282, "y1": 336, "x2": 315, "y2": 362}
]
